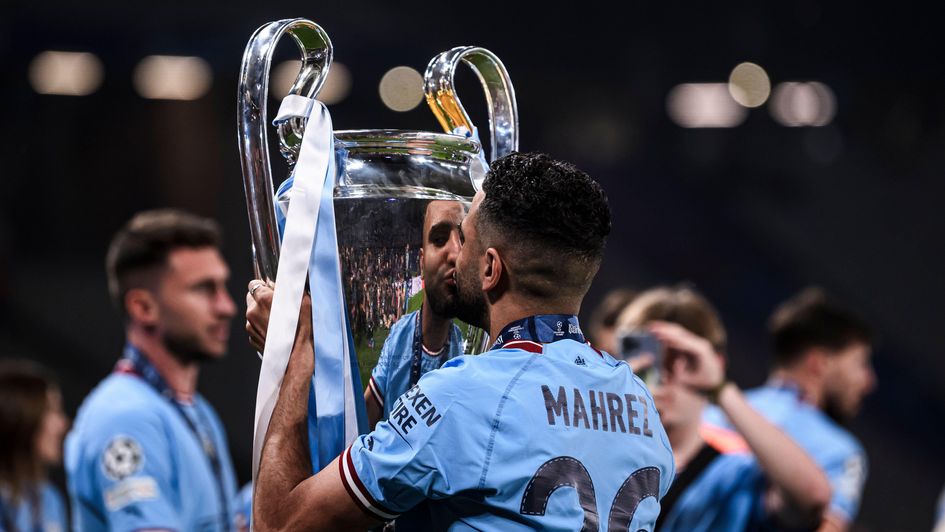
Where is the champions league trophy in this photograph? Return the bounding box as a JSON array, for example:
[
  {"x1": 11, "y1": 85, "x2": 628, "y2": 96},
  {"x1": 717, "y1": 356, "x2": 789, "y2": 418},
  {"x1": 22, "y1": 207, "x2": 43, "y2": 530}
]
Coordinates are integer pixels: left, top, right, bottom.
[{"x1": 237, "y1": 18, "x2": 518, "y2": 478}]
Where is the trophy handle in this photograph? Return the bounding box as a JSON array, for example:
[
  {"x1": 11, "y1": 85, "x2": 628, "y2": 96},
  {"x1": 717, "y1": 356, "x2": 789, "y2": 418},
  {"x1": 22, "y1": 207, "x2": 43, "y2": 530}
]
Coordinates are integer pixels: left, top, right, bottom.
[
  {"x1": 424, "y1": 47, "x2": 519, "y2": 162},
  {"x1": 237, "y1": 18, "x2": 333, "y2": 282}
]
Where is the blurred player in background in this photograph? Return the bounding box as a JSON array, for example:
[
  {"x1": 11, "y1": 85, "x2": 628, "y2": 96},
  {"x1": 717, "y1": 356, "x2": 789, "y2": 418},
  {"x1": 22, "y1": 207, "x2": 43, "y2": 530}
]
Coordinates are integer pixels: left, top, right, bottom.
[
  {"x1": 247, "y1": 152, "x2": 675, "y2": 530},
  {"x1": 65, "y1": 210, "x2": 239, "y2": 531},
  {"x1": 586, "y1": 286, "x2": 636, "y2": 354},
  {"x1": 0, "y1": 361, "x2": 69, "y2": 532},
  {"x1": 705, "y1": 287, "x2": 875, "y2": 531},
  {"x1": 617, "y1": 286, "x2": 830, "y2": 530}
]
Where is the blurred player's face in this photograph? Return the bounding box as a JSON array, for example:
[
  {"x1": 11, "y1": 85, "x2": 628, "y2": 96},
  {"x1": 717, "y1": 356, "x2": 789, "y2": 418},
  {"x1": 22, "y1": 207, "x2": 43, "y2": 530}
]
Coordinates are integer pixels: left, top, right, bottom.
[
  {"x1": 454, "y1": 192, "x2": 489, "y2": 330},
  {"x1": 35, "y1": 387, "x2": 68, "y2": 465},
  {"x1": 821, "y1": 341, "x2": 875, "y2": 421},
  {"x1": 420, "y1": 200, "x2": 465, "y2": 319},
  {"x1": 650, "y1": 368, "x2": 705, "y2": 433},
  {"x1": 155, "y1": 247, "x2": 236, "y2": 363}
]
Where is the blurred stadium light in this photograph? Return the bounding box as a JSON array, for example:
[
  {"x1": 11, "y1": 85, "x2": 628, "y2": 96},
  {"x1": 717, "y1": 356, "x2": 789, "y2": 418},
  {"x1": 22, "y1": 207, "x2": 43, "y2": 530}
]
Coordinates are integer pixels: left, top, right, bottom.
[
  {"x1": 29, "y1": 51, "x2": 104, "y2": 96},
  {"x1": 133, "y1": 55, "x2": 213, "y2": 101},
  {"x1": 667, "y1": 83, "x2": 748, "y2": 128}
]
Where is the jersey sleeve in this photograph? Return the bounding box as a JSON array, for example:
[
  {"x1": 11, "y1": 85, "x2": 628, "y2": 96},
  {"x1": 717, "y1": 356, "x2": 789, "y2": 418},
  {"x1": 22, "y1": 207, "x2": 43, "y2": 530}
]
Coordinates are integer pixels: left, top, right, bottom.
[
  {"x1": 340, "y1": 357, "x2": 479, "y2": 520},
  {"x1": 369, "y1": 318, "x2": 405, "y2": 410},
  {"x1": 87, "y1": 409, "x2": 183, "y2": 531},
  {"x1": 823, "y1": 448, "x2": 868, "y2": 522}
]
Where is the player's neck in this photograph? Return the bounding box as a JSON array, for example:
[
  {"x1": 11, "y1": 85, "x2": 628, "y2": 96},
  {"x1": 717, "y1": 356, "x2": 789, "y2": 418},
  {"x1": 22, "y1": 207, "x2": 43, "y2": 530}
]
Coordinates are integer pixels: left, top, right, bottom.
[
  {"x1": 127, "y1": 327, "x2": 200, "y2": 401},
  {"x1": 770, "y1": 368, "x2": 823, "y2": 408},
  {"x1": 420, "y1": 301, "x2": 451, "y2": 352},
  {"x1": 487, "y1": 296, "x2": 581, "y2": 345},
  {"x1": 665, "y1": 420, "x2": 704, "y2": 470}
]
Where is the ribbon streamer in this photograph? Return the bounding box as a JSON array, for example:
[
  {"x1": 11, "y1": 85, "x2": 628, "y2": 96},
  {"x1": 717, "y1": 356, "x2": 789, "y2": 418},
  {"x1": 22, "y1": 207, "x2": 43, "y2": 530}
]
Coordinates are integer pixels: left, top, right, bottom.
[{"x1": 252, "y1": 95, "x2": 366, "y2": 485}]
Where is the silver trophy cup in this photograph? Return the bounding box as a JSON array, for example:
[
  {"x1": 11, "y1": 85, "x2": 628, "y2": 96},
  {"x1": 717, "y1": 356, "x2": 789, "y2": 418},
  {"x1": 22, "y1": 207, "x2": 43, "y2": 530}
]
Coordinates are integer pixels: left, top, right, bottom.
[{"x1": 237, "y1": 18, "x2": 518, "y2": 385}]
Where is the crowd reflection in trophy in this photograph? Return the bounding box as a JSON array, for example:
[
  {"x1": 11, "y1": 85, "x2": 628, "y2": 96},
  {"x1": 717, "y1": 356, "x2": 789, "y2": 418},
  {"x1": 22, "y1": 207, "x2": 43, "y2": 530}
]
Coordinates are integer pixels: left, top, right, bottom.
[{"x1": 341, "y1": 244, "x2": 415, "y2": 342}]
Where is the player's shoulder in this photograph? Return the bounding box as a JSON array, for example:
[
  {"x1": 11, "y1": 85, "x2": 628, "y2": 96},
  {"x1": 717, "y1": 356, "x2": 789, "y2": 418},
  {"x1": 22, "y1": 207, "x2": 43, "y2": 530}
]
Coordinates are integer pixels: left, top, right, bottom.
[
  {"x1": 411, "y1": 349, "x2": 530, "y2": 407},
  {"x1": 388, "y1": 310, "x2": 419, "y2": 338},
  {"x1": 747, "y1": 385, "x2": 864, "y2": 457},
  {"x1": 417, "y1": 352, "x2": 494, "y2": 390},
  {"x1": 72, "y1": 374, "x2": 170, "y2": 442},
  {"x1": 79, "y1": 374, "x2": 163, "y2": 415},
  {"x1": 806, "y1": 414, "x2": 864, "y2": 459},
  {"x1": 744, "y1": 385, "x2": 813, "y2": 425}
]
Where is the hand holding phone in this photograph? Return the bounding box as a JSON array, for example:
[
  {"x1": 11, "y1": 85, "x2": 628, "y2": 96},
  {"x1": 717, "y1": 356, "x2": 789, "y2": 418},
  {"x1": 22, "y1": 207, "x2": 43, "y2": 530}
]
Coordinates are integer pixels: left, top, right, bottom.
[{"x1": 617, "y1": 329, "x2": 664, "y2": 386}]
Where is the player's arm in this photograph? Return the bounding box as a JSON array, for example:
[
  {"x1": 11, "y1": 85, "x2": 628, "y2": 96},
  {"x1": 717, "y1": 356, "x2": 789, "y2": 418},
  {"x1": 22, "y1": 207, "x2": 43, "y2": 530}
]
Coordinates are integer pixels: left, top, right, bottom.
[
  {"x1": 817, "y1": 513, "x2": 848, "y2": 532},
  {"x1": 649, "y1": 321, "x2": 832, "y2": 521},
  {"x1": 364, "y1": 386, "x2": 383, "y2": 428},
  {"x1": 247, "y1": 284, "x2": 382, "y2": 530},
  {"x1": 364, "y1": 344, "x2": 392, "y2": 430}
]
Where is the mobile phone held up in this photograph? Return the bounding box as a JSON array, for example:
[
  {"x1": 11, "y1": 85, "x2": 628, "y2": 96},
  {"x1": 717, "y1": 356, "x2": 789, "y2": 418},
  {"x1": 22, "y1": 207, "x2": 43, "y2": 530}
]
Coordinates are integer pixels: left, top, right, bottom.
[{"x1": 617, "y1": 329, "x2": 664, "y2": 387}]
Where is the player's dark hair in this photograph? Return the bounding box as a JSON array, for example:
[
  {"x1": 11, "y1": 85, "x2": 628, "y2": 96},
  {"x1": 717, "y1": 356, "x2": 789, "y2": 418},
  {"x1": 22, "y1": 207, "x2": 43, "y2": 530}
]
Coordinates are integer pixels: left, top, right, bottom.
[
  {"x1": 768, "y1": 287, "x2": 872, "y2": 367},
  {"x1": 106, "y1": 209, "x2": 222, "y2": 319},
  {"x1": 477, "y1": 152, "x2": 611, "y2": 300},
  {"x1": 619, "y1": 284, "x2": 727, "y2": 353},
  {"x1": 0, "y1": 360, "x2": 57, "y2": 507}
]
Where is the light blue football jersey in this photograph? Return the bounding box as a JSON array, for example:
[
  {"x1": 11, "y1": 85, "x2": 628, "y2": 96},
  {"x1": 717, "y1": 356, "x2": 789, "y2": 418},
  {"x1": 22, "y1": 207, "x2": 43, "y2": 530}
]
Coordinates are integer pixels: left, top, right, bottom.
[
  {"x1": 341, "y1": 315, "x2": 675, "y2": 531},
  {"x1": 704, "y1": 381, "x2": 868, "y2": 523},
  {"x1": 368, "y1": 309, "x2": 464, "y2": 420},
  {"x1": 657, "y1": 442, "x2": 765, "y2": 531},
  {"x1": 66, "y1": 354, "x2": 238, "y2": 532},
  {"x1": 0, "y1": 482, "x2": 67, "y2": 532}
]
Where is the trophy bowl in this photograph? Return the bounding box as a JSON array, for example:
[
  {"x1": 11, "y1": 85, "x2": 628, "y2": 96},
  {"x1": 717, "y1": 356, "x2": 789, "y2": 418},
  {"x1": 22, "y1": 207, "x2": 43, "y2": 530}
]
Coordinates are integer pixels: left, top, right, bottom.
[
  {"x1": 275, "y1": 130, "x2": 485, "y2": 385},
  {"x1": 238, "y1": 18, "x2": 517, "y2": 387}
]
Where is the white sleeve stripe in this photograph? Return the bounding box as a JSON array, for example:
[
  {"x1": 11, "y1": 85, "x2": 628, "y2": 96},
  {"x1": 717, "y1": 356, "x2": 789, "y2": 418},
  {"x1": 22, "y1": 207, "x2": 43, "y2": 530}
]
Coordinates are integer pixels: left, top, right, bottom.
[
  {"x1": 340, "y1": 447, "x2": 399, "y2": 520},
  {"x1": 368, "y1": 377, "x2": 384, "y2": 406}
]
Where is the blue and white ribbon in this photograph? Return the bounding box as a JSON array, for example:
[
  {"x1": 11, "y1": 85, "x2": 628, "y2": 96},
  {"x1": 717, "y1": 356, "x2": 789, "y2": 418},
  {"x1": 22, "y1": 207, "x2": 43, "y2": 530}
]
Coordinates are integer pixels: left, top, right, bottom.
[{"x1": 252, "y1": 95, "x2": 366, "y2": 483}]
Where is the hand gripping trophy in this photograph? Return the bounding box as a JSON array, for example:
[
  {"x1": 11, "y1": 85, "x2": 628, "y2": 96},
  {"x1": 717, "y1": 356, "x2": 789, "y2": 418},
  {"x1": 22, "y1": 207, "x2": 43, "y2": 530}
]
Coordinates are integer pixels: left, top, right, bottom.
[{"x1": 237, "y1": 18, "x2": 518, "y2": 480}]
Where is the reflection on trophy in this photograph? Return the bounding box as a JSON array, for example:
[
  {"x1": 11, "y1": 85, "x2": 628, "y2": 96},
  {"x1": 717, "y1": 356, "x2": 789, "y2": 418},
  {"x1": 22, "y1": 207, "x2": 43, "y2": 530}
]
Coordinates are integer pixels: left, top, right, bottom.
[{"x1": 237, "y1": 18, "x2": 518, "y2": 473}]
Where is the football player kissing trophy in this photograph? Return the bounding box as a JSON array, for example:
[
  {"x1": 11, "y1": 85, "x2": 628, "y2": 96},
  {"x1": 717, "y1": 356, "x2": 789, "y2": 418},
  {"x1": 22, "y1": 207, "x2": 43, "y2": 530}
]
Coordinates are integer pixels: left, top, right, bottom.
[{"x1": 236, "y1": 18, "x2": 519, "y2": 482}]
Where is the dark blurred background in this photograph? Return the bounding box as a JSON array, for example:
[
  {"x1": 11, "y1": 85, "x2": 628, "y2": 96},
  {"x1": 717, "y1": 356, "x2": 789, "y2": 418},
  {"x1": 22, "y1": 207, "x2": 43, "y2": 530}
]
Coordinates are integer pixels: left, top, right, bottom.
[{"x1": 2, "y1": 1, "x2": 943, "y2": 530}]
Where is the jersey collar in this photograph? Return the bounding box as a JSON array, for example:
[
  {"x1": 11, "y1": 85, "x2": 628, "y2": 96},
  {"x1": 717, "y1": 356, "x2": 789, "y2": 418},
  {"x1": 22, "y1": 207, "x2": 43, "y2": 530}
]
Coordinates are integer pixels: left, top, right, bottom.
[{"x1": 490, "y1": 314, "x2": 586, "y2": 353}]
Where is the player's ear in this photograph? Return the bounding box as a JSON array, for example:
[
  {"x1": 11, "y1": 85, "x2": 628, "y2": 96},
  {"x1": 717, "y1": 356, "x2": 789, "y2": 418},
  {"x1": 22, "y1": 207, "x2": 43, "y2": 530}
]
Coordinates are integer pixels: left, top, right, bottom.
[
  {"x1": 125, "y1": 288, "x2": 160, "y2": 327},
  {"x1": 418, "y1": 247, "x2": 425, "y2": 277},
  {"x1": 482, "y1": 247, "x2": 502, "y2": 292}
]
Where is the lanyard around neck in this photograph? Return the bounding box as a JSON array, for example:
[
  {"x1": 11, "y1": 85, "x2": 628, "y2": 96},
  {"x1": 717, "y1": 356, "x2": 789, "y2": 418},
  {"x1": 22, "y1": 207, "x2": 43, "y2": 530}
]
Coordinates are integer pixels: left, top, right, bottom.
[
  {"x1": 115, "y1": 346, "x2": 231, "y2": 531},
  {"x1": 409, "y1": 308, "x2": 451, "y2": 388}
]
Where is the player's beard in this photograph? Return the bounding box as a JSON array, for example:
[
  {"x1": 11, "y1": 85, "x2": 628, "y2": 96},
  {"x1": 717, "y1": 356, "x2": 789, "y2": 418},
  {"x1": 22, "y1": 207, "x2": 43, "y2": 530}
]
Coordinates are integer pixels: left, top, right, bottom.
[
  {"x1": 162, "y1": 327, "x2": 217, "y2": 365},
  {"x1": 426, "y1": 279, "x2": 458, "y2": 320},
  {"x1": 453, "y1": 263, "x2": 488, "y2": 332}
]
